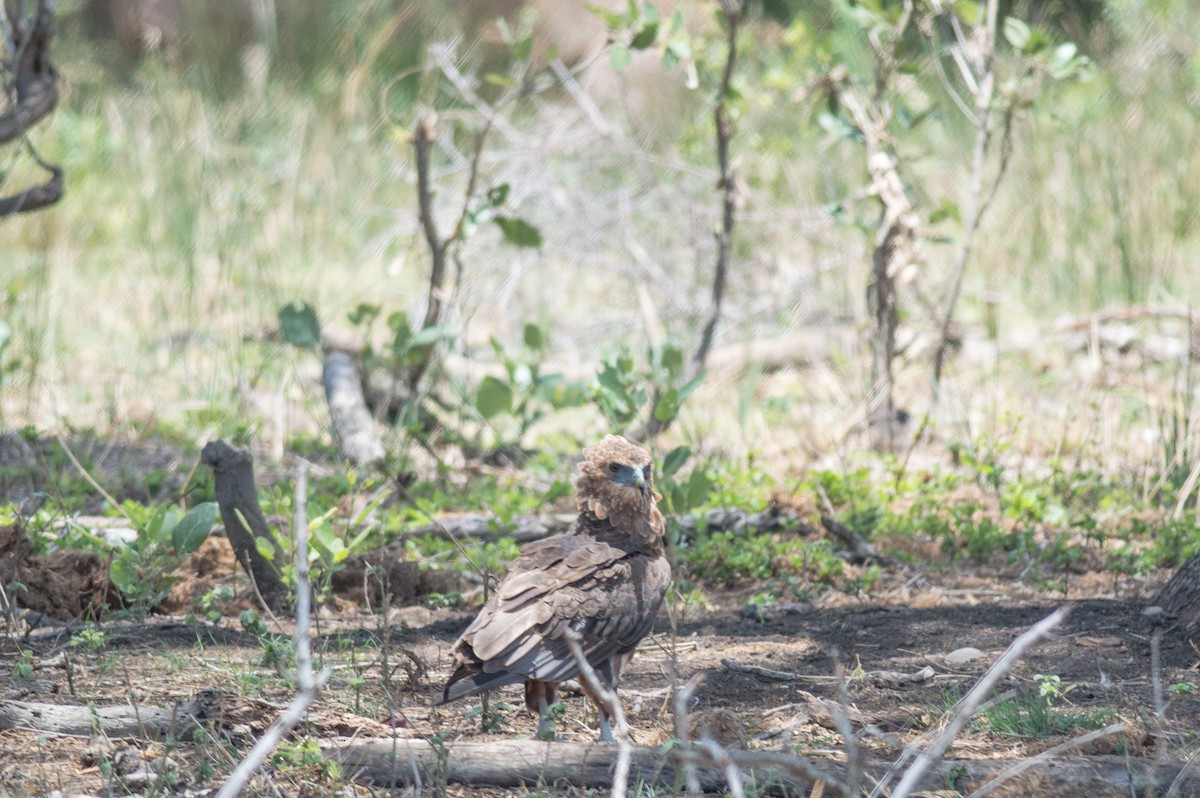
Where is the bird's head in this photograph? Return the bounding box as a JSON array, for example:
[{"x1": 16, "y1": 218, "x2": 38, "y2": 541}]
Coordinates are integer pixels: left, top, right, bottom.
[{"x1": 574, "y1": 434, "x2": 657, "y2": 522}]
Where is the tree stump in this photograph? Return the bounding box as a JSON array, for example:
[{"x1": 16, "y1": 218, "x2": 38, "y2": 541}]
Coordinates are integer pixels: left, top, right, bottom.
[
  {"x1": 1151, "y1": 550, "x2": 1200, "y2": 640},
  {"x1": 200, "y1": 440, "x2": 289, "y2": 613}
]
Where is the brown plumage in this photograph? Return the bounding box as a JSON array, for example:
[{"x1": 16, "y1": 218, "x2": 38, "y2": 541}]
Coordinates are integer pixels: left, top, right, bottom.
[{"x1": 442, "y1": 435, "x2": 671, "y2": 740}]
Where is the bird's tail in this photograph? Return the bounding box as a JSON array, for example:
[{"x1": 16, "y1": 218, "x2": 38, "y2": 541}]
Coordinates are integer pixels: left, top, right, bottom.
[{"x1": 440, "y1": 664, "x2": 523, "y2": 705}]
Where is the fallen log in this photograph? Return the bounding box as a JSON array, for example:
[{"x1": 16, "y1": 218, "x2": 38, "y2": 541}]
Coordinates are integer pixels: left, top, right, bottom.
[
  {"x1": 325, "y1": 739, "x2": 1200, "y2": 797},
  {"x1": 0, "y1": 692, "x2": 220, "y2": 739}
]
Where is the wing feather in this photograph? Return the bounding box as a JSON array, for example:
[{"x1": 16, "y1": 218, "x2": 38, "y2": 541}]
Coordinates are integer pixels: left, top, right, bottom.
[{"x1": 443, "y1": 533, "x2": 669, "y2": 703}]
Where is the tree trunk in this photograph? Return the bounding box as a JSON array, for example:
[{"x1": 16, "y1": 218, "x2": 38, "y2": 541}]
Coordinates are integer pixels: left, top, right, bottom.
[
  {"x1": 869, "y1": 224, "x2": 899, "y2": 451},
  {"x1": 200, "y1": 440, "x2": 289, "y2": 613}
]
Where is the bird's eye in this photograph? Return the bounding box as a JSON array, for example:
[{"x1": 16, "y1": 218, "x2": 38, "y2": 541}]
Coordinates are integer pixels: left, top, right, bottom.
[{"x1": 608, "y1": 462, "x2": 620, "y2": 474}]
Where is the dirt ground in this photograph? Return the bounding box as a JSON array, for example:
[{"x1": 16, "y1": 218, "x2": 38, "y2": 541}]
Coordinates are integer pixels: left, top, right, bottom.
[{"x1": 1, "y1": 531, "x2": 1196, "y2": 797}]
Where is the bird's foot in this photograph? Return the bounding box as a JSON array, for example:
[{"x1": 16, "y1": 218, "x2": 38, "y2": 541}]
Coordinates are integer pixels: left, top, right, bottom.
[{"x1": 597, "y1": 714, "x2": 614, "y2": 743}]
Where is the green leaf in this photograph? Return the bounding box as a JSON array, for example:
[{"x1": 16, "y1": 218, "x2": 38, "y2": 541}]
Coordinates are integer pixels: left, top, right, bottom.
[
  {"x1": 685, "y1": 469, "x2": 712, "y2": 509},
  {"x1": 109, "y1": 557, "x2": 136, "y2": 593},
  {"x1": 662, "y1": 445, "x2": 691, "y2": 478},
  {"x1": 1003, "y1": 17, "x2": 1031, "y2": 50},
  {"x1": 494, "y1": 216, "x2": 544, "y2": 248},
  {"x1": 660, "y1": 343, "x2": 684, "y2": 378},
  {"x1": 172, "y1": 502, "x2": 218, "y2": 556},
  {"x1": 523, "y1": 323, "x2": 545, "y2": 350},
  {"x1": 631, "y1": 22, "x2": 658, "y2": 50},
  {"x1": 348, "y1": 303, "x2": 380, "y2": 326},
  {"x1": 512, "y1": 35, "x2": 533, "y2": 61},
  {"x1": 586, "y1": 2, "x2": 625, "y2": 28},
  {"x1": 486, "y1": 183, "x2": 510, "y2": 207},
  {"x1": 278, "y1": 301, "x2": 321, "y2": 348},
  {"x1": 484, "y1": 73, "x2": 517, "y2": 88},
  {"x1": 408, "y1": 325, "x2": 456, "y2": 348},
  {"x1": 146, "y1": 506, "x2": 181, "y2": 546},
  {"x1": 653, "y1": 387, "x2": 680, "y2": 422},
  {"x1": 476, "y1": 375, "x2": 514, "y2": 419},
  {"x1": 609, "y1": 44, "x2": 633, "y2": 71},
  {"x1": 255, "y1": 536, "x2": 276, "y2": 560},
  {"x1": 930, "y1": 200, "x2": 961, "y2": 225}
]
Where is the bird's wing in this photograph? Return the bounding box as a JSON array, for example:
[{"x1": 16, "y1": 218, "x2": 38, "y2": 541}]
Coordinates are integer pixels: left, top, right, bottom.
[{"x1": 451, "y1": 534, "x2": 670, "y2": 689}]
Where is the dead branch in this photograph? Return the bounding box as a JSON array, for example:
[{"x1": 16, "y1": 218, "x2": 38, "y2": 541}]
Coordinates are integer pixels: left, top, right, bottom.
[
  {"x1": 396, "y1": 506, "x2": 804, "y2": 545},
  {"x1": 216, "y1": 464, "x2": 331, "y2": 798},
  {"x1": 201, "y1": 440, "x2": 289, "y2": 613},
  {"x1": 0, "y1": 0, "x2": 62, "y2": 218},
  {"x1": 0, "y1": 164, "x2": 61, "y2": 215},
  {"x1": 406, "y1": 112, "x2": 494, "y2": 391},
  {"x1": 885, "y1": 606, "x2": 1068, "y2": 798},
  {"x1": 322, "y1": 351, "x2": 385, "y2": 466},
  {"x1": 819, "y1": 514, "x2": 893, "y2": 565}
]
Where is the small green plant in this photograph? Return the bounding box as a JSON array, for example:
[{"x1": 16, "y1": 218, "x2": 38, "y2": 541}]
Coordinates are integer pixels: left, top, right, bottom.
[
  {"x1": 466, "y1": 323, "x2": 589, "y2": 455},
  {"x1": 465, "y1": 700, "x2": 512, "y2": 733},
  {"x1": 534, "y1": 700, "x2": 567, "y2": 741},
  {"x1": 982, "y1": 675, "x2": 1111, "y2": 739},
  {"x1": 427, "y1": 591, "x2": 463, "y2": 609},
  {"x1": 193, "y1": 585, "x2": 234, "y2": 623},
  {"x1": 238, "y1": 609, "x2": 269, "y2": 638},
  {"x1": 271, "y1": 738, "x2": 341, "y2": 781},
  {"x1": 109, "y1": 501, "x2": 218, "y2": 613},
  {"x1": 1033, "y1": 673, "x2": 1077, "y2": 706},
  {"x1": 69, "y1": 628, "x2": 107, "y2": 655},
  {"x1": 11, "y1": 649, "x2": 34, "y2": 680},
  {"x1": 1168, "y1": 681, "x2": 1198, "y2": 696},
  {"x1": 594, "y1": 342, "x2": 704, "y2": 433}
]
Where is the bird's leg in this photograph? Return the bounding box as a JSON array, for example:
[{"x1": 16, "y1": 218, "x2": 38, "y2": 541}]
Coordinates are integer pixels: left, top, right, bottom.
[
  {"x1": 597, "y1": 707, "x2": 614, "y2": 743},
  {"x1": 586, "y1": 659, "x2": 621, "y2": 743}
]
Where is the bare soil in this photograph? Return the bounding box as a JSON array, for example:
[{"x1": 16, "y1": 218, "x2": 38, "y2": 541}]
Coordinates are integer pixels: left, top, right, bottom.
[{"x1": 0, "y1": 532, "x2": 1194, "y2": 797}]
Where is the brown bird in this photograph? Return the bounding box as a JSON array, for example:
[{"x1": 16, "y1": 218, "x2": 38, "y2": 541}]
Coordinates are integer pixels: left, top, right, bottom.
[{"x1": 441, "y1": 435, "x2": 671, "y2": 741}]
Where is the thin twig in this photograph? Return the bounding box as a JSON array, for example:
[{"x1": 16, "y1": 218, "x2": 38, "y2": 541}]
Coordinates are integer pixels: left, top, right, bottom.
[
  {"x1": 564, "y1": 629, "x2": 632, "y2": 798},
  {"x1": 886, "y1": 607, "x2": 1068, "y2": 798},
  {"x1": 53, "y1": 433, "x2": 134, "y2": 525},
  {"x1": 216, "y1": 464, "x2": 331, "y2": 798},
  {"x1": 831, "y1": 658, "x2": 863, "y2": 795},
  {"x1": 698, "y1": 736, "x2": 746, "y2": 798},
  {"x1": 673, "y1": 675, "x2": 704, "y2": 797}
]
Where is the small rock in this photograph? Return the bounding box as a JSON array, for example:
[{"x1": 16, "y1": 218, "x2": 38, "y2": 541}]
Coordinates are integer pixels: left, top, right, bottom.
[{"x1": 944, "y1": 646, "x2": 985, "y2": 666}]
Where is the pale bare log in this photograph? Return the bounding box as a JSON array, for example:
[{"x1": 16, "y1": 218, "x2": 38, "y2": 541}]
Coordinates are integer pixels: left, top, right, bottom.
[
  {"x1": 323, "y1": 739, "x2": 1200, "y2": 796},
  {"x1": 323, "y1": 351, "x2": 385, "y2": 466}
]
